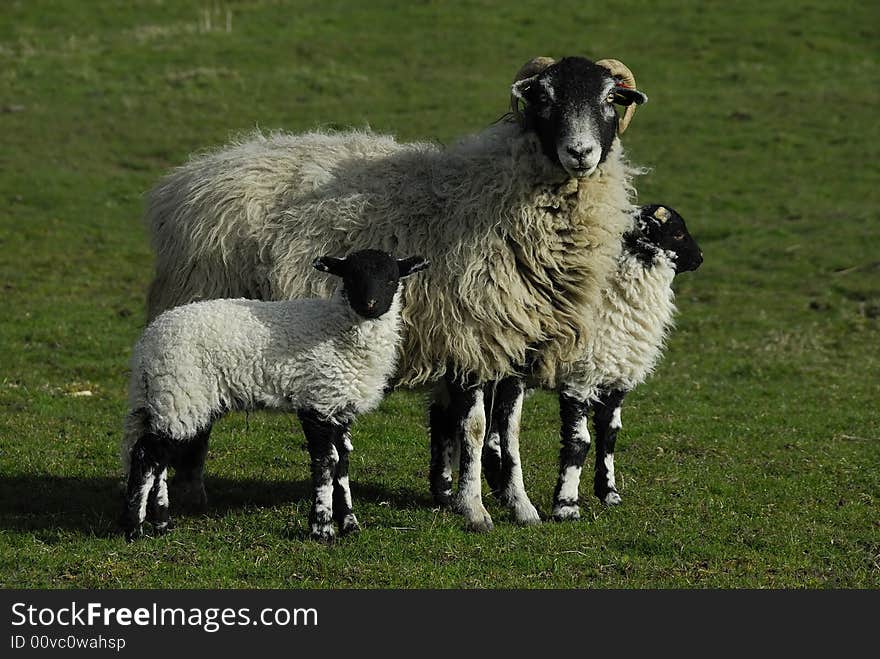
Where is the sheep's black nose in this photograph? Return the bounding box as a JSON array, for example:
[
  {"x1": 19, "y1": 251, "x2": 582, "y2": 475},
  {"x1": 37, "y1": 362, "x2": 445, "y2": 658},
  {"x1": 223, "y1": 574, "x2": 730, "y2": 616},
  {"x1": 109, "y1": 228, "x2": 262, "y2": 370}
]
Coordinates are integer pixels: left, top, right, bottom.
[
  {"x1": 367, "y1": 299, "x2": 377, "y2": 309},
  {"x1": 567, "y1": 145, "x2": 594, "y2": 160}
]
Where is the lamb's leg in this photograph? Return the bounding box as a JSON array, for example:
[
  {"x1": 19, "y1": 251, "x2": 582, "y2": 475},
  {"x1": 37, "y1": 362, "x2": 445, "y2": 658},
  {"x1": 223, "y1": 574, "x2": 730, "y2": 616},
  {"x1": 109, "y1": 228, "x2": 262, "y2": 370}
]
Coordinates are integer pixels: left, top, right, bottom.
[
  {"x1": 551, "y1": 392, "x2": 592, "y2": 521},
  {"x1": 299, "y1": 409, "x2": 340, "y2": 542},
  {"x1": 429, "y1": 381, "x2": 455, "y2": 507},
  {"x1": 171, "y1": 426, "x2": 210, "y2": 511},
  {"x1": 482, "y1": 383, "x2": 504, "y2": 496},
  {"x1": 146, "y1": 466, "x2": 171, "y2": 534},
  {"x1": 490, "y1": 377, "x2": 540, "y2": 525},
  {"x1": 332, "y1": 426, "x2": 360, "y2": 535},
  {"x1": 447, "y1": 375, "x2": 493, "y2": 532},
  {"x1": 121, "y1": 432, "x2": 171, "y2": 541},
  {"x1": 593, "y1": 389, "x2": 626, "y2": 506}
]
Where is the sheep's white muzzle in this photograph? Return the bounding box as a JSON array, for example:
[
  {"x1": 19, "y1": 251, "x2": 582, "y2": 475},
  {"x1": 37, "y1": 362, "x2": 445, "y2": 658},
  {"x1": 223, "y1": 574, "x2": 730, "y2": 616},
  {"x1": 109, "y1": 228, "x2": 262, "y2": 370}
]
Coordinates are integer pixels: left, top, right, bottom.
[{"x1": 557, "y1": 139, "x2": 601, "y2": 179}]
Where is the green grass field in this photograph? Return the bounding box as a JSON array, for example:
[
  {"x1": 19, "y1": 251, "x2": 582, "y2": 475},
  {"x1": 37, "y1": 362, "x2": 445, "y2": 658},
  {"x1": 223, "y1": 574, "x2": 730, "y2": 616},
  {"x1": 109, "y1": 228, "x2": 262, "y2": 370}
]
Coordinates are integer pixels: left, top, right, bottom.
[{"x1": 1, "y1": 0, "x2": 878, "y2": 588}]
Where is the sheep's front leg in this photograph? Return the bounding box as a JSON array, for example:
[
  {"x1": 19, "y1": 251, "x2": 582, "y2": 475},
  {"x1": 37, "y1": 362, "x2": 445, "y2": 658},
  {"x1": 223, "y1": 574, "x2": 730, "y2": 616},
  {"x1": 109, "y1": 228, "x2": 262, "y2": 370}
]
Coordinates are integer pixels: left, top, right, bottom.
[
  {"x1": 448, "y1": 377, "x2": 493, "y2": 532},
  {"x1": 489, "y1": 377, "x2": 540, "y2": 525},
  {"x1": 332, "y1": 427, "x2": 360, "y2": 535},
  {"x1": 121, "y1": 433, "x2": 171, "y2": 541},
  {"x1": 170, "y1": 426, "x2": 210, "y2": 511},
  {"x1": 593, "y1": 389, "x2": 626, "y2": 506},
  {"x1": 146, "y1": 466, "x2": 171, "y2": 534},
  {"x1": 299, "y1": 409, "x2": 340, "y2": 542},
  {"x1": 551, "y1": 392, "x2": 592, "y2": 521},
  {"x1": 481, "y1": 384, "x2": 504, "y2": 495}
]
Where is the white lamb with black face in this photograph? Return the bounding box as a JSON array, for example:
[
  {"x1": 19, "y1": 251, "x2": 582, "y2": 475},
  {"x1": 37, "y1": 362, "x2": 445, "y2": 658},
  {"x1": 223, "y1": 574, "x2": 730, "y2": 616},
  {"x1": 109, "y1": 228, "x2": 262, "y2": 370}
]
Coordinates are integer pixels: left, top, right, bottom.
[
  {"x1": 120, "y1": 249, "x2": 429, "y2": 542},
  {"x1": 441, "y1": 205, "x2": 702, "y2": 521}
]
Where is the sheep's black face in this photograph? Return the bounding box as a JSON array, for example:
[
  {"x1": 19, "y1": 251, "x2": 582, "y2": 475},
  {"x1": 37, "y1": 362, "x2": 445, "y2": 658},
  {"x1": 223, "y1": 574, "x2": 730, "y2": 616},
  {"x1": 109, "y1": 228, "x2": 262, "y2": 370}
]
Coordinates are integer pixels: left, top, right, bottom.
[
  {"x1": 512, "y1": 57, "x2": 647, "y2": 178},
  {"x1": 637, "y1": 205, "x2": 703, "y2": 273},
  {"x1": 313, "y1": 249, "x2": 430, "y2": 319}
]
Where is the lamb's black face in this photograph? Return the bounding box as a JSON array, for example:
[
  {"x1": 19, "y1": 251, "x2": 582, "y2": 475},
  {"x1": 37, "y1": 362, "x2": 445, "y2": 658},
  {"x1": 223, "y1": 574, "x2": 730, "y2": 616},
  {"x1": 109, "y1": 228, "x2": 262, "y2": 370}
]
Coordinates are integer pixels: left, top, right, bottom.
[
  {"x1": 511, "y1": 57, "x2": 647, "y2": 178},
  {"x1": 313, "y1": 249, "x2": 430, "y2": 319},
  {"x1": 638, "y1": 205, "x2": 703, "y2": 272}
]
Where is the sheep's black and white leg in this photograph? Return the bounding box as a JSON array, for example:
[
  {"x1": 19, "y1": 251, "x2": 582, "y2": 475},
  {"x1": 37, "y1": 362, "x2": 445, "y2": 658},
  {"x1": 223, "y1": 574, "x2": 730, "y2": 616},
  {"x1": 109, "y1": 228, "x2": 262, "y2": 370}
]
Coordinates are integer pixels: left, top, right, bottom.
[
  {"x1": 447, "y1": 375, "x2": 493, "y2": 532},
  {"x1": 593, "y1": 389, "x2": 626, "y2": 506},
  {"x1": 299, "y1": 409, "x2": 340, "y2": 542},
  {"x1": 121, "y1": 432, "x2": 171, "y2": 541},
  {"x1": 551, "y1": 392, "x2": 592, "y2": 521},
  {"x1": 146, "y1": 466, "x2": 171, "y2": 534},
  {"x1": 429, "y1": 381, "x2": 456, "y2": 507},
  {"x1": 490, "y1": 377, "x2": 540, "y2": 525},
  {"x1": 482, "y1": 383, "x2": 504, "y2": 496},
  {"x1": 170, "y1": 426, "x2": 210, "y2": 511},
  {"x1": 332, "y1": 426, "x2": 360, "y2": 535}
]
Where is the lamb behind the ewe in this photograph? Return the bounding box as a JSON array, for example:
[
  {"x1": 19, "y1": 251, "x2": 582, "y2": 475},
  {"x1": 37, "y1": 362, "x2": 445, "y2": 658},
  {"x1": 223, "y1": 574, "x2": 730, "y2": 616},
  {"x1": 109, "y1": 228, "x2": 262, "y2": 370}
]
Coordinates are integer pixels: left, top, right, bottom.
[
  {"x1": 466, "y1": 205, "x2": 702, "y2": 520},
  {"x1": 120, "y1": 249, "x2": 429, "y2": 542}
]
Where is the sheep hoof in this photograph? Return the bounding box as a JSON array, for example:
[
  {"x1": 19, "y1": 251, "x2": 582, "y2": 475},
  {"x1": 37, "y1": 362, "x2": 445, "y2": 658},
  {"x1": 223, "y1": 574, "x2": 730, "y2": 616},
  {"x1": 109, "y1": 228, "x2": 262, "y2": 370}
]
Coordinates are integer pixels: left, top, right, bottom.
[
  {"x1": 511, "y1": 499, "x2": 542, "y2": 526},
  {"x1": 432, "y1": 491, "x2": 454, "y2": 509},
  {"x1": 310, "y1": 525, "x2": 336, "y2": 544},
  {"x1": 152, "y1": 520, "x2": 172, "y2": 535},
  {"x1": 603, "y1": 491, "x2": 622, "y2": 506},
  {"x1": 123, "y1": 525, "x2": 143, "y2": 542},
  {"x1": 339, "y1": 514, "x2": 361, "y2": 536},
  {"x1": 453, "y1": 495, "x2": 494, "y2": 532},
  {"x1": 174, "y1": 480, "x2": 208, "y2": 512},
  {"x1": 551, "y1": 504, "x2": 581, "y2": 521}
]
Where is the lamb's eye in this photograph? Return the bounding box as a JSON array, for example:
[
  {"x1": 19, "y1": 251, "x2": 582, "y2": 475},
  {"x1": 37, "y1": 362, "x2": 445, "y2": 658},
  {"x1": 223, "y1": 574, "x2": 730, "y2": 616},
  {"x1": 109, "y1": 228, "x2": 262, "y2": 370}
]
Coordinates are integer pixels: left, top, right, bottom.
[
  {"x1": 538, "y1": 93, "x2": 549, "y2": 104},
  {"x1": 673, "y1": 232, "x2": 686, "y2": 241}
]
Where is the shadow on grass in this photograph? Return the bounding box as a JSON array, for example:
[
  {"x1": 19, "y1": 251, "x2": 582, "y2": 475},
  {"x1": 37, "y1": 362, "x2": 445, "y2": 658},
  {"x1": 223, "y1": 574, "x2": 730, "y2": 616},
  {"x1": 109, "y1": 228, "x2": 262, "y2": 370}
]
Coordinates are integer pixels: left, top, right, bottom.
[{"x1": 0, "y1": 475, "x2": 434, "y2": 540}]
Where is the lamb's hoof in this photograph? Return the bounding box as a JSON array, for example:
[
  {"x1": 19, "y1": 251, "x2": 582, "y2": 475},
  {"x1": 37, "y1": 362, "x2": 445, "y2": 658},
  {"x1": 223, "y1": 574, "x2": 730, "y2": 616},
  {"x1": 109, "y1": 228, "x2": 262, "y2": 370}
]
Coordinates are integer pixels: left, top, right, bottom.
[
  {"x1": 175, "y1": 482, "x2": 208, "y2": 512},
  {"x1": 603, "y1": 491, "x2": 622, "y2": 506},
  {"x1": 339, "y1": 514, "x2": 361, "y2": 536},
  {"x1": 123, "y1": 525, "x2": 143, "y2": 542},
  {"x1": 511, "y1": 499, "x2": 542, "y2": 526},
  {"x1": 152, "y1": 520, "x2": 172, "y2": 536},
  {"x1": 551, "y1": 504, "x2": 581, "y2": 521},
  {"x1": 310, "y1": 525, "x2": 336, "y2": 544},
  {"x1": 432, "y1": 491, "x2": 453, "y2": 509}
]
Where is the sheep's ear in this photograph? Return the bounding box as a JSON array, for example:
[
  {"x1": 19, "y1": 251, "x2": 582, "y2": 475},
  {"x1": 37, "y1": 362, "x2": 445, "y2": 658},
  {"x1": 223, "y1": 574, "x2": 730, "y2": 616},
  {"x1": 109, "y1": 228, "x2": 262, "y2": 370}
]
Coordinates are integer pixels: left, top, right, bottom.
[
  {"x1": 397, "y1": 256, "x2": 430, "y2": 278},
  {"x1": 613, "y1": 86, "x2": 648, "y2": 107},
  {"x1": 313, "y1": 255, "x2": 347, "y2": 276},
  {"x1": 510, "y1": 75, "x2": 538, "y2": 105}
]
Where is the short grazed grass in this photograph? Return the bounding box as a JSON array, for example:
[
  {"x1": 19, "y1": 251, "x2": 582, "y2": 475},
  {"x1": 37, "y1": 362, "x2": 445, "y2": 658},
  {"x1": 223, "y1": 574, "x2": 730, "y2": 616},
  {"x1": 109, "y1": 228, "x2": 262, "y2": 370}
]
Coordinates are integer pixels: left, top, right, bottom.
[{"x1": 0, "y1": 0, "x2": 877, "y2": 588}]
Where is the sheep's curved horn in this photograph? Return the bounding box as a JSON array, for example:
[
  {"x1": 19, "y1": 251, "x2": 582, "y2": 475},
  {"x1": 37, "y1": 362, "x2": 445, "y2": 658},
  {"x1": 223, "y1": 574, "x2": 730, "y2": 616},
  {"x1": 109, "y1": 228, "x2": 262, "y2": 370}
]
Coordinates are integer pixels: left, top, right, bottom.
[
  {"x1": 596, "y1": 58, "x2": 640, "y2": 135},
  {"x1": 510, "y1": 56, "x2": 556, "y2": 122}
]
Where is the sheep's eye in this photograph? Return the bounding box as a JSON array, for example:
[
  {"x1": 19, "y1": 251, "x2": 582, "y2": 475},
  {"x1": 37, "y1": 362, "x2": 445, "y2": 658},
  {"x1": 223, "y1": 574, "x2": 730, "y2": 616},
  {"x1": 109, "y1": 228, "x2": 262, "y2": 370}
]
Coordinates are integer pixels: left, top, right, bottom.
[
  {"x1": 606, "y1": 93, "x2": 615, "y2": 103},
  {"x1": 537, "y1": 93, "x2": 549, "y2": 104},
  {"x1": 673, "y1": 232, "x2": 686, "y2": 241}
]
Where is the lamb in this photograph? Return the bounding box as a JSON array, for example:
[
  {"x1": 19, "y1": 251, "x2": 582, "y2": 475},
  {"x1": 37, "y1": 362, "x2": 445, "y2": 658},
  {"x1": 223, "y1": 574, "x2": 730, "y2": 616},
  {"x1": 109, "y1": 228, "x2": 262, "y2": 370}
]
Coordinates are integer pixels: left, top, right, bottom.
[
  {"x1": 120, "y1": 249, "x2": 429, "y2": 542},
  {"x1": 464, "y1": 204, "x2": 702, "y2": 521},
  {"x1": 143, "y1": 55, "x2": 648, "y2": 531}
]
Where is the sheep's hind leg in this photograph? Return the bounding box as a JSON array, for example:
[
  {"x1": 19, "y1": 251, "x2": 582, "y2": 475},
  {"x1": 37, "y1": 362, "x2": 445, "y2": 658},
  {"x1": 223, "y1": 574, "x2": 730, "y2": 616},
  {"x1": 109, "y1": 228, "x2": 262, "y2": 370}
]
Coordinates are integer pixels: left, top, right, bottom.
[
  {"x1": 481, "y1": 382, "x2": 504, "y2": 496},
  {"x1": 490, "y1": 377, "x2": 540, "y2": 525},
  {"x1": 593, "y1": 389, "x2": 626, "y2": 506},
  {"x1": 299, "y1": 409, "x2": 340, "y2": 542},
  {"x1": 448, "y1": 375, "x2": 493, "y2": 532},
  {"x1": 332, "y1": 426, "x2": 360, "y2": 535},
  {"x1": 551, "y1": 392, "x2": 592, "y2": 521},
  {"x1": 170, "y1": 427, "x2": 210, "y2": 512},
  {"x1": 121, "y1": 432, "x2": 171, "y2": 541},
  {"x1": 429, "y1": 381, "x2": 456, "y2": 507}
]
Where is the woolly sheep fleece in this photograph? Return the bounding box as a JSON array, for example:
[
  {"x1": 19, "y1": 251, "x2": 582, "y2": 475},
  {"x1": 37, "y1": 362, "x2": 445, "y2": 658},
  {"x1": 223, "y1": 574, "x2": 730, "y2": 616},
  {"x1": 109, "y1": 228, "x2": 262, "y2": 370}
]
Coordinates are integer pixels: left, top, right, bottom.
[
  {"x1": 559, "y1": 240, "x2": 678, "y2": 402},
  {"x1": 146, "y1": 123, "x2": 641, "y2": 387},
  {"x1": 122, "y1": 291, "x2": 403, "y2": 473}
]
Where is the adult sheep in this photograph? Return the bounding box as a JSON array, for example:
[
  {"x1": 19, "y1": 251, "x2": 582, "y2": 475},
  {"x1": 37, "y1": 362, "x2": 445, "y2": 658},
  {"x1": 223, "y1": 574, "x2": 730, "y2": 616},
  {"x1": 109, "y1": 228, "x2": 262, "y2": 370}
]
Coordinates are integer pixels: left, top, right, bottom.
[{"x1": 143, "y1": 56, "x2": 648, "y2": 532}]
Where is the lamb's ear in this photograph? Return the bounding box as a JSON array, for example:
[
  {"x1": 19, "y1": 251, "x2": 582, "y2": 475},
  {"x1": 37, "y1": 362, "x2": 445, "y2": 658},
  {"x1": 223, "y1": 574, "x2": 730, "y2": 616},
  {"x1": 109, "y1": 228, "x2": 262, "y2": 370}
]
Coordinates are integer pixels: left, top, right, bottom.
[
  {"x1": 313, "y1": 255, "x2": 347, "y2": 276},
  {"x1": 397, "y1": 256, "x2": 430, "y2": 278}
]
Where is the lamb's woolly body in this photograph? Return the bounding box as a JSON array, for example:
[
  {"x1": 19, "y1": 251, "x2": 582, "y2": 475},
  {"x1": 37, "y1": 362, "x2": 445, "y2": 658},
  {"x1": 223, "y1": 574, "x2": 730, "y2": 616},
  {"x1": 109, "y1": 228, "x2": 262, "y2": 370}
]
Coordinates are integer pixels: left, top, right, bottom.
[
  {"x1": 146, "y1": 125, "x2": 639, "y2": 386},
  {"x1": 122, "y1": 291, "x2": 402, "y2": 472},
  {"x1": 559, "y1": 247, "x2": 677, "y2": 401}
]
